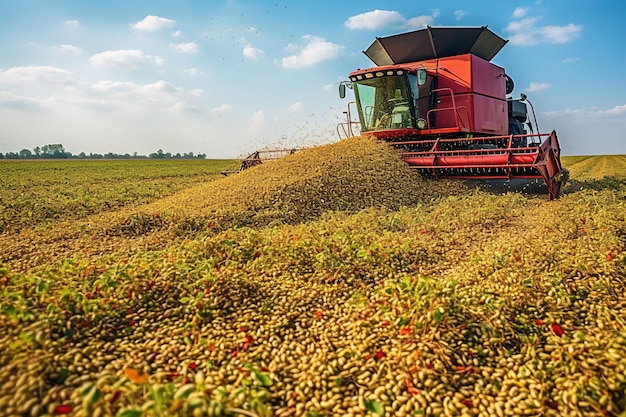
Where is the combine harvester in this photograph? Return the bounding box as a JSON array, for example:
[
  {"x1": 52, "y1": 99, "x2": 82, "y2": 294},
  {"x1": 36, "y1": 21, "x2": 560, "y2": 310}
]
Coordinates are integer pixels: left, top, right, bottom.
[{"x1": 337, "y1": 26, "x2": 567, "y2": 200}]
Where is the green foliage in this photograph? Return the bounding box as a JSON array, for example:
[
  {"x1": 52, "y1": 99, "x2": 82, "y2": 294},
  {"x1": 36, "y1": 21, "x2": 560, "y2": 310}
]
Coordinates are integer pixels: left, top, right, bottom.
[{"x1": 365, "y1": 400, "x2": 385, "y2": 416}]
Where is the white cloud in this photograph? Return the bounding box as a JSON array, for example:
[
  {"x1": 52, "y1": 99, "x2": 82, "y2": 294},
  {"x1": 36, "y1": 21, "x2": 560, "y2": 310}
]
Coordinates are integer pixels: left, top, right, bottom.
[
  {"x1": 91, "y1": 81, "x2": 178, "y2": 98},
  {"x1": 505, "y1": 15, "x2": 582, "y2": 46},
  {"x1": 89, "y1": 50, "x2": 163, "y2": 70},
  {"x1": 46, "y1": 95, "x2": 117, "y2": 112},
  {"x1": 505, "y1": 17, "x2": 540, "y2": 34},
  {"x1": 249, "y1": 110, "x2": 265, "y2": 131},
  {"x1": 0, "y1": 66, "x2": 79, "y2": 85},
  {"x1": 0, "y1": 74, "x2": 202, "y2": 115},
  {"x1": 91, "y1": 80, "x2": 136, "y2": 93},
  {"x1": 170, "y1": 42, "x2": 199, "y2": 54},
  {"x1": 54, "y1": 44, "x2": 83, "y2": 54},
  {"x1": 65, "y1": 20, "x2": 79, "y2": 27},
  {"x1": 504, "y1": 17, "x2": 542, "y2": 45},
  {"x1": 601, "y1": 104, "x2": 626, "y2": 116},
  {"x1": 405, "y1": 16, "x2": 434, "y2": 29},
  {"x1": 243, "y1": 45, "x2": 264, "y2": 60},
  {"x1": 88, "y1": 80, "x2": 202, "y2": 113},
  {"x1": 286, "y1": 101, "x2": 303, "y2": 112},
  {"x1": 345, "y1": 10, "x2": 405, "y2": 30},
  {"x1": 540, "y1": 24, "x2": 582, "y2": 44},
  {"x1": 131, "y1": 15, "x2": 176, "y2": 31},
  {"x1": 563, "y1": 57, "x2": 580, "y2": 63},
  {"x1": 281, "y1": 36, "x2": 341, "y2": 69},
  {"x1": 171, "y1": 30, "x2": 183, "y2": 38},
  {"x1": 543, "y1": 104, "x2": 626, "y2": 117},
  {"x1": 454, "y1": 10, "x2": 466, "y2": 21},
  {"x1": 169, "y1": 102, "x2": 200, "y2": 113},
  {"x1": 140, "y1": 80, "x2": 178, "y2": 94},
  {"x1": 345, "y1": 9, "x2": 434, "y2": 30},
  {"x1": 527, "y1": 82, "x2": 551, "y2": 92},
  {"x1": 0, "y1": 91, "x2": 46, "y2": 111},
  {"x1": 211, "y1": 104, "x2": 232, "y2": 114},
  {"x1": 185, "y1": 68, "x2": 209, "y2": 77},
  {"x1": 512, "y1": 7, "x2": 529, "y2": 19},
  {"x1": 285, "y1": 41, "x2": 302, "y2": 52}
]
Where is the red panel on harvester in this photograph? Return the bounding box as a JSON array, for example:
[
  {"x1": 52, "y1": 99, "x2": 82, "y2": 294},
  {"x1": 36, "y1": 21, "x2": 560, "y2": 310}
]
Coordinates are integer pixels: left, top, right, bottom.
[
  {"x1": 470, "y1": 54, "x2": 506, "y2": 98},
  {"x1": 429, "y1": 89, "x2": 506, "y2": 134},
  {"x1": 432, "y1": 54, "x2": 507, "y2": 135},
  {"x1": 470, "y1": 94, "x2": 507, "y2": 134},
  {"x1": 434, "y1": 55, "x2": 472, "y2": 93},
  {"x1": 433, "y1": 54, "x2": 505, "y2": 97}
]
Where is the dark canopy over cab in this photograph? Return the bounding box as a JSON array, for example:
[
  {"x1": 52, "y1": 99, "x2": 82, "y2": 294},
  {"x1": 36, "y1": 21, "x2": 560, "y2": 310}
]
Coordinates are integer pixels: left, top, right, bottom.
[{"x1": 364, "y1": 26, "x2": 508, "y2": 66}]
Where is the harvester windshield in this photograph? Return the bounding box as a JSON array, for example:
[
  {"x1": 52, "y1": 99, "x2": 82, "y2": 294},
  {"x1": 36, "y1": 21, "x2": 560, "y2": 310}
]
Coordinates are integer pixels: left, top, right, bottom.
[{"x1": 353, "y1": 74, "x2": 415, "y2": 131}]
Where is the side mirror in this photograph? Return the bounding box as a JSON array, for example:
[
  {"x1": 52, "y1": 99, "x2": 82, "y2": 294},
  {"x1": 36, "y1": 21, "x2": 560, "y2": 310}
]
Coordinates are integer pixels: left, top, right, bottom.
[
  {"x1": 339, "y1": 83, "x2": 346, "y2": 99},
  {"x1": 417, "y1": 69, "x2": 427, "y2": 86}
]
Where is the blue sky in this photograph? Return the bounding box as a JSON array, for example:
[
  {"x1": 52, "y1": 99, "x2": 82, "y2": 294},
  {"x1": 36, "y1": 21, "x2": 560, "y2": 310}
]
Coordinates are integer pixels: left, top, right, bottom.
[{"x1": 0, "y1": 0, "x2": 625, "y2": 157}]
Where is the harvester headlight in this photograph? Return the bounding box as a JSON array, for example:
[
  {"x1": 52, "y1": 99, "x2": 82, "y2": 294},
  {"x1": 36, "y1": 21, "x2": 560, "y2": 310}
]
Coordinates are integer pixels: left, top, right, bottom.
[
  {"x1": 365, "y1": 73, "x2": 374, "y2": 79},
  {"x1": 416, "y1": 118, "x2": 427, "y2": 129}
]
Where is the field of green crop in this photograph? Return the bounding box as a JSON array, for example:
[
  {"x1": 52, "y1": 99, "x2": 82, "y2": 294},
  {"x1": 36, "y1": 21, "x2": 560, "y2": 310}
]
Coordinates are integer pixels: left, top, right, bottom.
[
  {"x1": 0, "y1": 159, "x2": 236, "y2": 234},
  {"x1": 1, "y1": 140, "x2": 625, "y2": 417}
]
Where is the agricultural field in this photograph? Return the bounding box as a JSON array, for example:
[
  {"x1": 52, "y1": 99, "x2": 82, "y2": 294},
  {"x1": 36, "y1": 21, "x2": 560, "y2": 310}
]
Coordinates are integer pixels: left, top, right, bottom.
[
  {"x1": 1, "y1": 138, "x2": 625, "y2": 417},
  {"x1": 0, "y1": 159, "x2": 236, "y2": 234}
]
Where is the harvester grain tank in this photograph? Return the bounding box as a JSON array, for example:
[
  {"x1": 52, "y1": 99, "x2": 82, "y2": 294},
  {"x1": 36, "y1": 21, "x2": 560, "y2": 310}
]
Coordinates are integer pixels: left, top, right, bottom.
[{"x1": 338, "y1": 26, "x2": 567, "y2": 200}]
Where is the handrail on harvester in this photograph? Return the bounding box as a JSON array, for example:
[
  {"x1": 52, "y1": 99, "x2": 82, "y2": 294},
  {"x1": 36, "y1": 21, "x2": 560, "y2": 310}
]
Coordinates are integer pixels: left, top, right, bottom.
[
  {"x1": 337, "y1": 121, "x2": 362, "y2": 139},
  {"x1": 337, "y1": 101, "x2": 361, "y2": 139},
  {"x1": 426, "y1": 88, "x2": 471, "y2": 131},
  {"x1": 394, "y1": 131, "x2": 566, "y2": 200}
]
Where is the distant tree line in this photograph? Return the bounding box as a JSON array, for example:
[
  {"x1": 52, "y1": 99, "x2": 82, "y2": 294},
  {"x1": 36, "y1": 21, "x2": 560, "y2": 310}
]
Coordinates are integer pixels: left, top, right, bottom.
[{"x1": 0, "y1": 144, "x2": 206, "y2": 160}]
